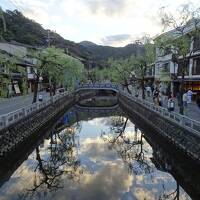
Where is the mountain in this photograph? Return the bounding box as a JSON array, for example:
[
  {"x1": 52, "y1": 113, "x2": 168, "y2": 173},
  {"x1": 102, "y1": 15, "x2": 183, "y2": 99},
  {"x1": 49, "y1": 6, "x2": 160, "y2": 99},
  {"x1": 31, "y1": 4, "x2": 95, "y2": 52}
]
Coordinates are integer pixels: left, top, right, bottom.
[
  {"x1": 79, "y1": 42, "x2": 144, "y2": 65},
  {"x1": 0, "y1": 10, "x2": 144, "y2": 69},
  {"x1": 0, "y1": 10, "x2": 91, "y2": 62},
  {"x1": 79, "y1": 41, "x2": 97, "y2": 47}
]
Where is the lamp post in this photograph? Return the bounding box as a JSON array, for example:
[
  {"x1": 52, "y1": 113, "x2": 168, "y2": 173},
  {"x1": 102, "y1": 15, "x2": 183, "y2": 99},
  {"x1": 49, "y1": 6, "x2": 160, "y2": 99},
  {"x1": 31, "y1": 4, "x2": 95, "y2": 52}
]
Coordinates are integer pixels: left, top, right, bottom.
[{"x1": 38, "y1": 76, "x2": 43, "y2": 102}]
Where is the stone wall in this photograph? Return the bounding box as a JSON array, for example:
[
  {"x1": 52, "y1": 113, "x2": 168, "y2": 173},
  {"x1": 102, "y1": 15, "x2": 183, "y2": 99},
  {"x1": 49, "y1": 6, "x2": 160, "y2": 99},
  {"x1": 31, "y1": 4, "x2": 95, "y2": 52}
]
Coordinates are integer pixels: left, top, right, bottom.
[
  {"x1": 119, "y1": 94, "x2": 200, "y2": 163},
  {"x1": 0, "y1": 93, "x2": 75, "y2": 158}
]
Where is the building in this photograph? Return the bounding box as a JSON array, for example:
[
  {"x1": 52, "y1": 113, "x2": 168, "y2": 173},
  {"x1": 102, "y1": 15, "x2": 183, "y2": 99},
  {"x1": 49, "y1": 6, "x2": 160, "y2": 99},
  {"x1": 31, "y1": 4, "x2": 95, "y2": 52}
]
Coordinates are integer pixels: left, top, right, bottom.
[
  {"x1": 0, "y1": 42, "x2": 38, "y2": 97},
  {"x1": 154, "y1": 22, "x2": 200, "y2": 97}
]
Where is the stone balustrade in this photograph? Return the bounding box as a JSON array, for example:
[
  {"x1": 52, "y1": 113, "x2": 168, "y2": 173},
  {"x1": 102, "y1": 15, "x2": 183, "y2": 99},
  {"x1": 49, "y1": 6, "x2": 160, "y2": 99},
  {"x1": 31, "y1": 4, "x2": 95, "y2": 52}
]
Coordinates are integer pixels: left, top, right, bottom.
[{"x1": 0, "y1": 92, "x2": 68, "y2": 130}]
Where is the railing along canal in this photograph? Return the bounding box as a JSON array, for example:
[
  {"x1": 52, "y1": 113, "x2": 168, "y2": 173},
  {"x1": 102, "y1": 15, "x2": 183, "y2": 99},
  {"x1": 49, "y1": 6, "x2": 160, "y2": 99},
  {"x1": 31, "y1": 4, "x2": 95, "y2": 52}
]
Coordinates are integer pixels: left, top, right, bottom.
[
  {"x1": 0, "y1": 92, "x2": 69, "y2": 130},
  {"x1": 1, "y1": 82, "x2": 199, "y2": 136},
  {"x1": 119, "y1": 90, "x2": 200, "y2": 136}
]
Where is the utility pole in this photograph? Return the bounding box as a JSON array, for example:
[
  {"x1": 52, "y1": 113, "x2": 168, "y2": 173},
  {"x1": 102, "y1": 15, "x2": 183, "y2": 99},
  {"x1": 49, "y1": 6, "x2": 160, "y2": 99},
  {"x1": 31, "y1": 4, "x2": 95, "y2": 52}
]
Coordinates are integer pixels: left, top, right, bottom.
[
  {"x1": 46, "y1": 30, "x2": 54, "y2": 47},
  {"x1": 46, "y1": 30, "x2": 50, "y2": 47}
]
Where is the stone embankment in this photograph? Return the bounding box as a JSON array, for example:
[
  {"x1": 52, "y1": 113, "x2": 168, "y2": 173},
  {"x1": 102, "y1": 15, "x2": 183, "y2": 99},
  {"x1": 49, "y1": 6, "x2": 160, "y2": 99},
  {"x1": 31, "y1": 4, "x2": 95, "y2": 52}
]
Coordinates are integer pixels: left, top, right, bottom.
[
  {"x1": 0, "y1": 93, "x2": 75, "y2": 158},
  {"x1": 119, "y1": 93, "x2": 200, "y2": 163}
]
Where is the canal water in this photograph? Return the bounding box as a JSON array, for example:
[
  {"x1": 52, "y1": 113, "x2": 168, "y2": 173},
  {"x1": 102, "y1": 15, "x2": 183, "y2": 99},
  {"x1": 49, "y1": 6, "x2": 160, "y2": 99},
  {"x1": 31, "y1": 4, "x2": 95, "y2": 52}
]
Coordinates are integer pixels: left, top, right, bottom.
[{"x1": 0, "y1": 104, "x2": 199, "y2": 200}]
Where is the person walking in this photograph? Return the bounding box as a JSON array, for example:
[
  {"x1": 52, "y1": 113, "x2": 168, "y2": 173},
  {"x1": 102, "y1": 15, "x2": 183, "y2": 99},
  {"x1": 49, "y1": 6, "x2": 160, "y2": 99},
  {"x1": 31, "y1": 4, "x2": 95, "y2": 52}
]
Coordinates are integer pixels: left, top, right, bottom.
[
  {"x1": 167, "y1": 93, "x2": 175, "y2": 112},
  {"x1": 158, "y1": 91, "x2": 163, "y2": 106},
  {"x1": 153, "y1": 88, "x2": 159, "y2": 105},
  {"x1": 183, "y1": 91, "x2": 188, "y2": 108},
  {"x1": 146, "y1": 86, "x2": 151, "y2": 97},
  {"x1": 187, "y1": 89, "x2": 193, "y2": 103}
]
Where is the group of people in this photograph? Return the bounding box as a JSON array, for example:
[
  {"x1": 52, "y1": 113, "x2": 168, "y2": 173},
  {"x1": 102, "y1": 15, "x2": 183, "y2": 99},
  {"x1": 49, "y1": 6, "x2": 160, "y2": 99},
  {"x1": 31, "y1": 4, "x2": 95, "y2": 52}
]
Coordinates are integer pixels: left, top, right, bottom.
[{"x1": 145, "y1": 86, "x2": 200, "y2": 113}]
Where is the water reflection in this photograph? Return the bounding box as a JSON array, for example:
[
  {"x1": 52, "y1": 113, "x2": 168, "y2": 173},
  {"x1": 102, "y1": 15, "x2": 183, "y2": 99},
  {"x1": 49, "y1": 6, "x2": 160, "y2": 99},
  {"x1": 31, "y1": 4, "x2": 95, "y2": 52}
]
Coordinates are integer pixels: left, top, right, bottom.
[
  {"x1": 0, "y1": 105, "x2": 199, "y2": 200},
  {"x1": 101, "y1": 117, "x2": 153, "y2": 175}
]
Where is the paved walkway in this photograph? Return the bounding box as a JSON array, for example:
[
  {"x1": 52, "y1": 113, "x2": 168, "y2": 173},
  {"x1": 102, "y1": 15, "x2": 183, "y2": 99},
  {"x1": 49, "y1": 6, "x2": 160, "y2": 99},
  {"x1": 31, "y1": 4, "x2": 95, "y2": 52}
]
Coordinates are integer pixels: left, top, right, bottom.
[
  {"x1": 0, "y1": 91, "x2": 49, "y2": 115},
  {"x1": 131, "y1": 89, "x2": 200, "y2": 122}
]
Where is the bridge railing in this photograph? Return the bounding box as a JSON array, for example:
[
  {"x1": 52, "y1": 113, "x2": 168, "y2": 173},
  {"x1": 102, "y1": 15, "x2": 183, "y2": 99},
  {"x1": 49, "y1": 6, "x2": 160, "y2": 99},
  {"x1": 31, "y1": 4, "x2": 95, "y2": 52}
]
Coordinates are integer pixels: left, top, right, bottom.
[
  {"x1": 75, "y1": 83, "x2": 119, "y2": 90},
  {"x1": 0, "y1": 91, "x2": 69, "y2": 130},
  {"x1": 120, "y1": 90, "x2": 200, "y2": 136}
]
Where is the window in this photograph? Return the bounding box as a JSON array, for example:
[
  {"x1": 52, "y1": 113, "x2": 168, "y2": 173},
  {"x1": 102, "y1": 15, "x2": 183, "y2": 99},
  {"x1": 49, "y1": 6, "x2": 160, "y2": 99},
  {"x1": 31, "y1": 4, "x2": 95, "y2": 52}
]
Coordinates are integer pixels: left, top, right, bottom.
[
  {"x1": 192, "y1": 57, "x2": 200, "y2": 75},
  {"x1": 177, "y1": 59, "x2": 189, "y2": 76},
  {"x1": 161, "y1": 63, "x2": 170, "y2": 73},
  {"x1": 193, "y1": 36, "x2": 200, "y2": 51}
]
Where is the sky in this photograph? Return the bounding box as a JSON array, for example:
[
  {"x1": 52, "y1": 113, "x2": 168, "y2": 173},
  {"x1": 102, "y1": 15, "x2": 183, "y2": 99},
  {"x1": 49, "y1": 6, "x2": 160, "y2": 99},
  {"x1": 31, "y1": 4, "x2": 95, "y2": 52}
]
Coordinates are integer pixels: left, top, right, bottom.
[{"x1": 0, "y1": 0, "x2": 200, "y2": 47}]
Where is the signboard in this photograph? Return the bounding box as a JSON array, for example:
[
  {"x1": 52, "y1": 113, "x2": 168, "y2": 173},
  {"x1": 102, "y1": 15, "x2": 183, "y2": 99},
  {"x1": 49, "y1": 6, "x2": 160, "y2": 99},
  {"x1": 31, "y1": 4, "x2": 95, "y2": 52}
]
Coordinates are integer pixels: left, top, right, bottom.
[{"x1": 14, "y1": 84, "x2": 21, "y2": 94}]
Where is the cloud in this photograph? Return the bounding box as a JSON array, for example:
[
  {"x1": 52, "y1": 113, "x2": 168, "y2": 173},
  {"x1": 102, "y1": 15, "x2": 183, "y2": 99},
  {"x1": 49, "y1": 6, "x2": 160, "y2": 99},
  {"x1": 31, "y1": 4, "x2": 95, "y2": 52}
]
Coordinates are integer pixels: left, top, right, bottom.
[
  {"x1": 101, "y1": 34, "x2": 133, "y2": 46},
  {"x1": 83, "y1": 0, "x2": 134, "y2": 17},
  {"x1": 4, "y1": 0, "x2": 200, "y2": 46},
  {"x1": 101, "y1": 34, "x2": 146, "y2": 47}
]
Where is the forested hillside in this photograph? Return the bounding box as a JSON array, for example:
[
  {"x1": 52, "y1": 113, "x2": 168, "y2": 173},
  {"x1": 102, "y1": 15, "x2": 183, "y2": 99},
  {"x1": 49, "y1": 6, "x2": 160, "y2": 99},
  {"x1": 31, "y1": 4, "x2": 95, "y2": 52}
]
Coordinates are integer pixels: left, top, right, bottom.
[
  {"x1": 0, "y1": 10, "x2": 91, "y2": 61},
  {"x1": 79, "y1": 41, "x2": 144, "y2": 61},
  {"x1": 0, "y1": 10, "x2": 144, "y2": 68}
]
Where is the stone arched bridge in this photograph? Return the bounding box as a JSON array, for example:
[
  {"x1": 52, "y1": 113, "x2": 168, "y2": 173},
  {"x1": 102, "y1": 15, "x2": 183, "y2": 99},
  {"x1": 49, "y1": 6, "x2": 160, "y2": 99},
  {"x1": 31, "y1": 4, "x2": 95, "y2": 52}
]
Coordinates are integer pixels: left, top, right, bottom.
[{"x1": 75, "y1": 83, "x2": 119, "y2": 93}]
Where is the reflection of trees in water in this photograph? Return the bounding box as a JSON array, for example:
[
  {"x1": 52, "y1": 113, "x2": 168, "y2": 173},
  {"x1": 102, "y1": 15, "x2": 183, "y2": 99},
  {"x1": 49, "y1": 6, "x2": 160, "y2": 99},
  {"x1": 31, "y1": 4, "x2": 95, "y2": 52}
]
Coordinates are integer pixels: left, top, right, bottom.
[
  {"x1": 101, "y1": 116, "x2": 153, "y2": 175},
  {"x1": 159, "y1": 181, "x2": 180, "y2": 200},
  {"x1": 101, "y1": 117, "x2": 182, "y2": 199},
  {"x1": 19, "y1": 122, "x2": 83, "y2": 199}
]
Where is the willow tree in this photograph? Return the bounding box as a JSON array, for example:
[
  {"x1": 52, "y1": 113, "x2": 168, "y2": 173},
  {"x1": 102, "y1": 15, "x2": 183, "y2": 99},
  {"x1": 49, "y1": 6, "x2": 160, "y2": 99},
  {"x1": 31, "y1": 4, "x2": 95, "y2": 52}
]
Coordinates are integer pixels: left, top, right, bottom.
[
  {"x1": 107, "y1": 57, "x2": 135, "y2": 94},
  {"x1": 62, "y1": 56, "x2": 84, "y2": 90},
  {"x1": 130, "y1": 40, "x2": 155, "y2": 99},
  {"x1": 31, "y1": 47, "x2": 84, "y2": 103},
  {"x1": 107, "y1": 38, "x2": 155, "y2": 97},
  {"x1": 157, "y1": 4, "x2": 200, "y2": 114}
]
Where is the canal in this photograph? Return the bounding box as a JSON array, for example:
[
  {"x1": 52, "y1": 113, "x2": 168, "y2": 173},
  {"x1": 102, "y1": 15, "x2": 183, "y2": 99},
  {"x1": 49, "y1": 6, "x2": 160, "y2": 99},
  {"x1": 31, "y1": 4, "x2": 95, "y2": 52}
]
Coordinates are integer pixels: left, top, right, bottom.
[{"x1": 0, "y1": 96, "x2": 199, "y2": 200}]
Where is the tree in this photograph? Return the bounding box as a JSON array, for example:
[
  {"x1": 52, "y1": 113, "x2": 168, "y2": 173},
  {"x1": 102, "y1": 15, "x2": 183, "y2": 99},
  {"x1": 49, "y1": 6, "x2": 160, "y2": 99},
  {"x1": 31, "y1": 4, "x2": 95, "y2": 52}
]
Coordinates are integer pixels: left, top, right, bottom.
[
  {"x1": 107, "y1": 57, "x2": 135, "y2": 94},
  {"x1": 30, "y1": 47, "x2": 84, "y2": 103},
  {"x1": 130, "y1": 38, "x2": 155, "y2": 99},
  {"x1": 107, "y1": 38, "x2": 155, "y2": 98},
  {"x1": 156, "y1": 4, "x2": 200, "y2": 114}
]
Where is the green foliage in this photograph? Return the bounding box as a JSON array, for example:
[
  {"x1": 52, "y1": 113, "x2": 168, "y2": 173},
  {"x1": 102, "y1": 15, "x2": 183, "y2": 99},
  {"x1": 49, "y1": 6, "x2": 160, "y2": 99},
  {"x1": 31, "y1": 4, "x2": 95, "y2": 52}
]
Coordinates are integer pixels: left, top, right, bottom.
[
  {"x1": 80, "y1": 42, "x2": 144, "y2": 65},
  {"x1": 105, "y1": 41, "x2": 155, "y2": 84},
  {"x1": 31, "y1": 47, "x2": 84, "y2": 90},
  {"x1": 157, "y1": 4, "x2": 200, "y2": 57}
]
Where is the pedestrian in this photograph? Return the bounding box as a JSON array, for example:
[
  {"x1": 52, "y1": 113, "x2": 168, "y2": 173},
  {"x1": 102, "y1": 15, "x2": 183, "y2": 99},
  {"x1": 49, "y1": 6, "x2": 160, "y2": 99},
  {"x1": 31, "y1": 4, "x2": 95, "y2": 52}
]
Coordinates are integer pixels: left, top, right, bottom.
[
  {"x1": 167, "y1": 95, "x2": 175, "y2": 112},
  {"x1": 158, "y1": 92, "x2": 163, "y2": 106},
  {"x1": 196, "y1": 95, "x2": 200, "y2": 112},
  {"x1": 153, "y1": 88, "x2": 159, "y2": 105},
  {"x1": 38, "y1": 94, "x2": 43, "y2": 102},
  {"x1": 187, "y1": 89, "x2": 193, "y2": 103},
  {"x1": 182, "y1": 91, "x2": 188, "y2": 108},
  {"x1": 146, "y1": 86, "x2": 151, "y2": 97}
]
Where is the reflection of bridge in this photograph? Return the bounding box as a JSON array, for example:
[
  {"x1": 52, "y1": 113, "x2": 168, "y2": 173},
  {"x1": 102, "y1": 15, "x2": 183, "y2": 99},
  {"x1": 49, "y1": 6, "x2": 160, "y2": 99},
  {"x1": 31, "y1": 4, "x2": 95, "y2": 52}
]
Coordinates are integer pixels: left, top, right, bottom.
[
  {"x1": 75, "y1": 83, "x2": 119, "y2": 93},
  {"x1": 74, "y1": 104, "x2": 119, "y2": 113}
]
